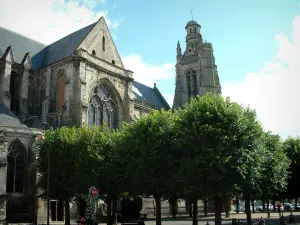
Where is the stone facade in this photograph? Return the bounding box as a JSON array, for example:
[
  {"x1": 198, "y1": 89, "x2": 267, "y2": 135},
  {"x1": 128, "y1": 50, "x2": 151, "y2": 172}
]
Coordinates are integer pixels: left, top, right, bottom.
[
  {"x1": 0, "y1": 17, "x2": 221, "y2": 223},
  {"x1": 0, "y1": 16, "x2": 171, "y2": 223},
  {"x1": 173, "y1": 20, "x2": 222, "y2": 109}
]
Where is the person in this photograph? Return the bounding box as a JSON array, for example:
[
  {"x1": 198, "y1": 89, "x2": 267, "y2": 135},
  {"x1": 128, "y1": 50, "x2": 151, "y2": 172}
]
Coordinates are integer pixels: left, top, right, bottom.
[{"x1": 277, "y1": 202, "x2": 282, "y2": 216}]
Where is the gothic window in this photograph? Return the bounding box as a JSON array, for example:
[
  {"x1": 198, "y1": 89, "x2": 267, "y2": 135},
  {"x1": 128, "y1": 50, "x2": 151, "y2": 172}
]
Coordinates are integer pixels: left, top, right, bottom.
[
  {"x1": 190, "y1": 28, "x2": 192, "y2": 33},
  {"x1": 194, "y1": 28, "x2": 196, "y2": 33},
  {"x1": 9, "y1": 72, "x2": 21, "y2": 115},
  {"x1": 112, "y1": 60, "x2": 115, "y2": 65},
  {"x1": 192, "y1": 71, "x2": 198, "y2": 95},
  {"x1": 56, "y1": 76, "x2": 65, "y2": 111},
  {"x1": 187, "y1": 72, "x2": 192, "y2": 98},
  {"x1": 92, "y1": 50, "x2": 96, "y2": 56},
  {"x1": 6, "y1": 139, "x2": 26, "y2": 193},
  {"x1": 88, "y1": 84, "x2": 117, "y2": 129},
  {"x1": 102, "y1": 36, "x2": 105, "y2": 51}
]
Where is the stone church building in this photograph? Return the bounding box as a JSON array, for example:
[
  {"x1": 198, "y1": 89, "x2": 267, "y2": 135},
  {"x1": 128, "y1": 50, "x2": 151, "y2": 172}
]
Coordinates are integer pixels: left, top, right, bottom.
[{"x1": 0, "y1": 16, "x2": 221, "y2": 223}]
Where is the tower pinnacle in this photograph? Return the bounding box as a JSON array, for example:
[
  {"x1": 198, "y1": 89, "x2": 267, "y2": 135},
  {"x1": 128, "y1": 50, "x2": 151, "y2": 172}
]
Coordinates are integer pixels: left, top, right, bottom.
[{"x1": 172, "y1": 19, "x2": 222, "y2": 109}]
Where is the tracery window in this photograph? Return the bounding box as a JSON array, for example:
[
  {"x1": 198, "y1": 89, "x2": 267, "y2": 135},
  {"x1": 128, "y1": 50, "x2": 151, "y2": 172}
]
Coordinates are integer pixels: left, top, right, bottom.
[
  {"x1": 88, "y1": 84, "x2": 117, "y2": 129},
  {"x1": 6, "y1": 139, "x2": 26, "y2": 193},
  {"x1": 187, "y1": 72, "x2": 192, "y2": 98}
]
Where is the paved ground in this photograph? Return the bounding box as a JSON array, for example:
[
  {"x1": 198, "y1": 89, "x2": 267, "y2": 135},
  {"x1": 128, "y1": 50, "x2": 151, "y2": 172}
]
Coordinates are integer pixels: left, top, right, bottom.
[{"x1": 101, "y1": 211, "x2": 300, "y2": 225}]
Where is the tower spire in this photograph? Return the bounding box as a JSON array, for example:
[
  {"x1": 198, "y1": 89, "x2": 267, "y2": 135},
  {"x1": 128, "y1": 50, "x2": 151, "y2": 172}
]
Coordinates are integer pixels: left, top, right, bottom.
[{"x1": 191, "y1": 10, "x2": 193, "y2": 20}]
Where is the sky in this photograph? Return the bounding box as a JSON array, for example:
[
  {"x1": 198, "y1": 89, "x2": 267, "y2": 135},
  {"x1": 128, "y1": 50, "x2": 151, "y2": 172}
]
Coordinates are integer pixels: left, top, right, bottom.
[{"x1": 0, "y1": 0, "x2": 300, "y2": 138}]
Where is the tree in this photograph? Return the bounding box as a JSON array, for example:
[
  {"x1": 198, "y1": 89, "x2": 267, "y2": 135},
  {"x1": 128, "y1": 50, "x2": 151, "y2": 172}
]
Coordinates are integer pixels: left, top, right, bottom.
[
  {"x1": 283, "y1": 137, "x2": 300, "y2": 209},
  {"x1": 259, "y1": 132, "x2": 290, "y2": 217},
  {"x1": 119, "y1": 109, "x2": 178, "y2": 225},
  {"x1": 93, "y1": 128, "x2": 126, "y2": 225},
  {"x1": 176, "y1": 93, "x2": 263, "y2": 225},
  {"x1": 38, "y1": 127, "x2": 81, "y2": 225}
]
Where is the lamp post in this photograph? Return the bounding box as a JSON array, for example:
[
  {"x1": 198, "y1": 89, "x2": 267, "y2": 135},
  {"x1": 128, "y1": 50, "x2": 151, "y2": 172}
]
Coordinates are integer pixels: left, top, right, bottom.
[{"x1": 40, "y1": 122, "x2": 54, "y2": 225}]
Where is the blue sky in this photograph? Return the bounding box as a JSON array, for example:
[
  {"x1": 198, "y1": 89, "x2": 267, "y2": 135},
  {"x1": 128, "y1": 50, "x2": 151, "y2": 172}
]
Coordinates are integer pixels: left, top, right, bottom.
[
  {"x1": 110, "y1": 0, "x2": 299, "y2": 93},
  {"x1": 0, "y1": 0, "x2": 300, "y2": 138}
]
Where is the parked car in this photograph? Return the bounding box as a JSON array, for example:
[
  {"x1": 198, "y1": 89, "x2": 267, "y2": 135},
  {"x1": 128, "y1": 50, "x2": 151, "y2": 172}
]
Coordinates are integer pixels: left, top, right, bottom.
[
  {"x1": 257, "y1": 204, "x2": 273, "y2": 211},
  {"x1": 232, "y1": 205, "x2": 245, "y2": 212},
  {"x1": 284, "y1": 203, "x2": 292, "y2": 210},
  {"x1": 291, "y1": 203, "x2": 300, "y2": 210}
]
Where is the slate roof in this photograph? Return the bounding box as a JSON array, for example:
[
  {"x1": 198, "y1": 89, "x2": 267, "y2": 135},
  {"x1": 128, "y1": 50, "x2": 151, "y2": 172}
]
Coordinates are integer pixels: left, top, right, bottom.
[
  {"x1": 132, "y1": 81, "x2": 170, "y2": 110},
  {"x1": 32, "y1": 22, "x2": 97, "y2": 69},
  {"x1": 0, "y1": 104, "x2": 28, "y2": 128},
  {"x1": 0, "y1": 27, "x2": 46, "y2": 63}
]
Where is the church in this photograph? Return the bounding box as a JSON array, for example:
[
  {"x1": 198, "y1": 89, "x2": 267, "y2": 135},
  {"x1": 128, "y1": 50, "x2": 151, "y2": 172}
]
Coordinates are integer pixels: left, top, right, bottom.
[{"x1": 0, "y1": 16, "x2": 221, "y2": 223}]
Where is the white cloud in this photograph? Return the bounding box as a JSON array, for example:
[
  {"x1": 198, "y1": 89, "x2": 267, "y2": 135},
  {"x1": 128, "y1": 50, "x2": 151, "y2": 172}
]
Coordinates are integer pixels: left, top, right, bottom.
[
  {"x1": 222, "y1": 15, "x2": 300, "y2": 138},
  {"x1": 122, "y1": 54, "x2": 175, "y2": 108},
  {"x1": 122, "y1": 54, "x2": 175, "y2": 87},
  {"x1": 0, "y1": 0, "x2": 121, "y2": 45},
  {"x1": 112, "y1": 17, "x2": 125, "y2": 28}
]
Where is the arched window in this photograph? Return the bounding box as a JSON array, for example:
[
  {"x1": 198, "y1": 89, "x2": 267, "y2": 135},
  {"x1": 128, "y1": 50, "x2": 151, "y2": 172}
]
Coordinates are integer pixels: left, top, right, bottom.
[
  {"x1": 6, "y1": 139, "x2": 26, "y2": 193},
  {"x1": 192, "y1": 71, "x2": 198, "y2": 95},
  {"x1": 88, "y1": 84, "x2": 117, "y2": 129},
  {"x1": 187, "y1": 72, "x2": 192, "y2": 98},
  {"x1": 92, "y1": 50, "x2": 96, "y2": 56},
  {"x1": 102, "y1": 36, "x2": 105, "y2": 51},
  {"x1": 9, "y1": 72, "x2": 21, "y2": 115},
  {"x1": 57, "y1": 76, "x2": 65, "y2": 110}
]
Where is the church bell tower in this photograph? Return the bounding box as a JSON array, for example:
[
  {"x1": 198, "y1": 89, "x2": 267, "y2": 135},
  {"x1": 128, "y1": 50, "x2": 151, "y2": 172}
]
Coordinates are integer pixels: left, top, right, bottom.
[{"x1": 172, "y1": 19, "x2": 221, "y2": 109}]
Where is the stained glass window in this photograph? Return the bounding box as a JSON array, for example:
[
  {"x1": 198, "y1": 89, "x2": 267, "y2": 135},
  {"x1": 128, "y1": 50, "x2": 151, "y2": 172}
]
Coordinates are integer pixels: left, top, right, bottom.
[{"x1": 88, "y1": 84, "x2": 117, "y2": 129}]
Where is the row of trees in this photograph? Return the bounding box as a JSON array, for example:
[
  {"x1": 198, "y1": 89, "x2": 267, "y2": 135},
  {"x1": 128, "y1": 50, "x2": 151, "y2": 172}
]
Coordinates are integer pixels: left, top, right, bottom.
[{"x1": 37, "y1": 93, "x2": 300, "y2": 225}]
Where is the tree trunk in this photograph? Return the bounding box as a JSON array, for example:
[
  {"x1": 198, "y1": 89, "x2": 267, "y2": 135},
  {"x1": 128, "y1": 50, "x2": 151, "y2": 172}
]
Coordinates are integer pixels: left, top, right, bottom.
[
  {"x1": 215, "y1": 198, "x2": 222, "y2": 225},
  {"x1": 107, "y1": 201, "x2": 112, "y2": 225},
  {"x1": 204, "y1": 199, "x2": 208, "y2": 216},
  {"x1": 267, "y1": 199, "x2": 271, "y2": 217},
  {"x1": 245, "y1": 197, "x2": 252, "y2": 225},
  {"x1": 225, "y1": 198, "x2": 231, "y2": 218},
  {"x1": 192, "y1": 199, "x2": 198, "y2": 225},
  {"x1": 153, "y1": 198, "x2": 156, "y2": 216},
  {"x1": 272, "y1": 199, "x2": 276, "y2": 212},
  {"x1": 170, "y1": 198, "x2": 177, "y2": 220},
  {"x1": 189, "y1": 200, "x2": 192, "y2": 218},
  {"x1": 236, "y1": 197, "x2": 239, "y2": 214},
  {"x1": 262, "y1": 200, "x2": 265, "y2": 212},
  {"x1": 154, "y1": 196, "x2": 162, "y2": 225},
  {"x1": 295, "y1": 198, "x2": 298, "y2": 211},
  {"x1": 111, "y1": 200, "x2": 117, "y2": 225},
  {"x1": 185, "y1": 199, "x2": 189, "y2": 213},
  {"x1": 65, "y1": 199, "x2": 70, "y2": 225},
  {"x1": 251, "y1": 200, "x2": 255, "y2": 213}
]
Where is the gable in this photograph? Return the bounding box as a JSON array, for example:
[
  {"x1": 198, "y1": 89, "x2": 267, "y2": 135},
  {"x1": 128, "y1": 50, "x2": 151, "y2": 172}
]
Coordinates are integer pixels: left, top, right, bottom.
[
  {"x1": 0, "y1": 27, "x2": 45, "y2": 64},
  {"x1": 77, "y1": 17, "x2": 124, "y2": 69},
  {"x1": 132, "y1": 81, "x2": 170, "y2": 110}
]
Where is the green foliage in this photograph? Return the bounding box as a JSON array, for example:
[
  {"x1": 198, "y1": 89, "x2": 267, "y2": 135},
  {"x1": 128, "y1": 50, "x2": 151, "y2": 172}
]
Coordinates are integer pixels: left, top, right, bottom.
[
  {"x1": 37, "y1": 127, "x2": 79, "y2": 200},
  {"x1": 259, "y1": 132, "x2": 290, "y2": 200},
  {"x1": 176, "y1": 93, "x2": 264, "y2": 199},
  {"x1": 37, "y1": 126, "x2": 124, "y2": 202},
  {"x1": 119, "y1": 109, "x2": 179, "y2": 198},
  {"x1": 283, "y1": 137, "x2": 300, "y2": 199}
]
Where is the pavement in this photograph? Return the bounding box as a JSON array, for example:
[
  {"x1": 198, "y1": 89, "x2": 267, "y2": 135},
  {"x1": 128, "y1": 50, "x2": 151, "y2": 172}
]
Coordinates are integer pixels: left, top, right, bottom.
[{"x1": 109, "y1": 211, "x2": 300, "y2": 225}]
